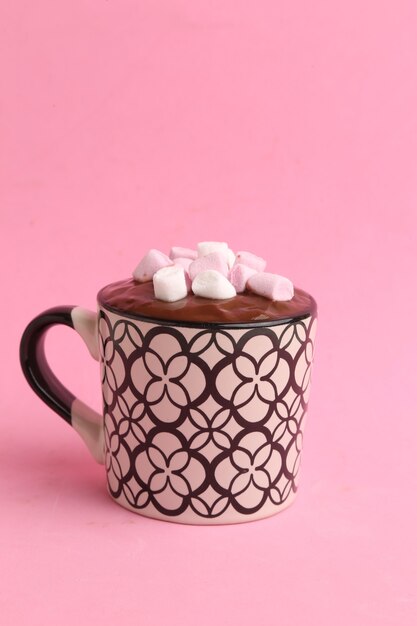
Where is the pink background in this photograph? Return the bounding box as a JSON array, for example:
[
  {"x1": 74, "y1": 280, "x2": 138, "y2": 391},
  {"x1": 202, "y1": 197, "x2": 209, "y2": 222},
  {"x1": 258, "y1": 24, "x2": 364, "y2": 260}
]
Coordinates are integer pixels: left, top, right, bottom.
[{"x1": 1, "y1": 1, "x2": 417, "y2": 624}]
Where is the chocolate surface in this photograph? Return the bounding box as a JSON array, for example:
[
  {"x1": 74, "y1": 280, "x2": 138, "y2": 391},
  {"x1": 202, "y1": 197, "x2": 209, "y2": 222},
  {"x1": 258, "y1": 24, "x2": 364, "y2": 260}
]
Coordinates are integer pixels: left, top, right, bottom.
[{"x1": 98, "y1": 278, "x2": 316, "y2": 324}]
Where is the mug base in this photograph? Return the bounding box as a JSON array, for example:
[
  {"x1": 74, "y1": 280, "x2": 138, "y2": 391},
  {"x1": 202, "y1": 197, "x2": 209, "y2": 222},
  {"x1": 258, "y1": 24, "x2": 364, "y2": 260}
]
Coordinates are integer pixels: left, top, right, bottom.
[{"x1": 107, "y1": 487, "x2": 297, "y2": 525}]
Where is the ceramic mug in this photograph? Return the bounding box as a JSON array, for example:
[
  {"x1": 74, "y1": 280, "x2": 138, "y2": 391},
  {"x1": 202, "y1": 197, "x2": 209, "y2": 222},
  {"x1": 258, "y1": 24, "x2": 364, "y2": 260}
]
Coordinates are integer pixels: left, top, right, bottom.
[{"x1": 20, "y1": 287, "x2": 317, "y2": 524}]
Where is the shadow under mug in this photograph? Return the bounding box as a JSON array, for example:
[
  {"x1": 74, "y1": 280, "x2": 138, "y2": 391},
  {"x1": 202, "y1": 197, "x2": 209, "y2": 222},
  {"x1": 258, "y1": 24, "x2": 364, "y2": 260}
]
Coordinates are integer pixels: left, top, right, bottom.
[{"x1": 20, "y1": 292, "x2": 317, "y2": 525}]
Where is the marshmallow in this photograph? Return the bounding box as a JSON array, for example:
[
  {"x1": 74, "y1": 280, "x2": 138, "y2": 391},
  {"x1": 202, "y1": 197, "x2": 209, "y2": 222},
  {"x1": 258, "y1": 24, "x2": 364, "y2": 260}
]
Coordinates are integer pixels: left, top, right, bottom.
[
  {"x1": 197, "y1": 241, "x2": 228, "y2": 257},
  {"x1": 192, "y1": 270, "x2": 236, "y2": 300},
  {"x1": 235, "y1": 251, "x2": 266, "y2": 273},
  {"x1": 229, "y1": 263, "x2": 257, "y2": 293},
  {"x1": 153, "y1": 265, "x2": 188, "y2": 302},
  {"x1": 247, "y1": 272, "x2": 294, "y2": 301},
  {"x1": 133, "y1": 249, "x2": 173, "y2": 282},
  {"x1": 226, "y1": 248, "x2": 236, "y2": 269},
  {"x1": 173, "y1": 257, "x2": 192, "y2": 272},
  {"x1": 189, "y1": 251, "x2": 229, "y2": 281},
  {"x1": 173, "y1": 257, "x2": 192, "y2": 291},
  {"x1": 184, "y1": 272, "x2": 192, "y2": 292},
  {"x1": 169, "y1": 246, "x2": 197, "y2": 261},
  {"x1": 197, "y1": 241, "x2": 236, "y2": 268}
]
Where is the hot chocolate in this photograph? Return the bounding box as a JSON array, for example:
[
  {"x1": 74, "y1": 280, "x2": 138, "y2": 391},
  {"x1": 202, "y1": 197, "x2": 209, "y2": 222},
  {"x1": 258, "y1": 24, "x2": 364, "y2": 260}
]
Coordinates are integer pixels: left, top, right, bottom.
[{"x1": 98, "y1": 278, "x2": 316, "y2": 324}]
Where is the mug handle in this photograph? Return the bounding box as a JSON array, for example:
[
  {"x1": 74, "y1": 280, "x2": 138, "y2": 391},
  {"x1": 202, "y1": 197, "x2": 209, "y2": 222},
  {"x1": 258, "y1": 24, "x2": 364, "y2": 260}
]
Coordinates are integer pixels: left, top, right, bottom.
[{"x1": 19, "y1": 306, "x2": 104, "y2": 464}]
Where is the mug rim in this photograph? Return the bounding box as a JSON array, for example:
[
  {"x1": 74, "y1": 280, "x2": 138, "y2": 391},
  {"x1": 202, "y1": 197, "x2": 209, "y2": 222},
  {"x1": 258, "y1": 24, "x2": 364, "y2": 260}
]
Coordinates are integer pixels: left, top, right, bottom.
[{"x1": 97, "y1": 284, "x2": 317, "y2": 330}]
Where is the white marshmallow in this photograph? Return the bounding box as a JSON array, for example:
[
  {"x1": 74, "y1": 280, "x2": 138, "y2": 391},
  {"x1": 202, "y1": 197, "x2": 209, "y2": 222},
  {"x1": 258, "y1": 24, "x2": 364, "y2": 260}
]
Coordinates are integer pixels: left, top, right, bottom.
[
  {"x1": 133, "y1": 249, "x2": 173, "y2": 283},
  {"x1": 197, "y1": 241, "x2": 228, "y2": 257},
  {"x1": 189, "y1": 251, "x2": 229, "y2": 281},
  {"x1": 247, "y1": 272, "x2": 294, "y2": 301},
  {"x1": 153, "y1": 265, "x2": 188, "y2": 302},
  {"x1": 169, "y1": 246, "x2": 197, "y2": 261},
  {"x1": 192, "y1": 270, "x2": 236, "y2": 300},
  {"x1": 226, "y1": 248, "x2": 236, "y2": 269},
  {"x1": 235, "y1": 251, "x2": 266, "y2": 273},
  {"x1": 229, "y1": 263, "x2": 257, "y2": 293}
]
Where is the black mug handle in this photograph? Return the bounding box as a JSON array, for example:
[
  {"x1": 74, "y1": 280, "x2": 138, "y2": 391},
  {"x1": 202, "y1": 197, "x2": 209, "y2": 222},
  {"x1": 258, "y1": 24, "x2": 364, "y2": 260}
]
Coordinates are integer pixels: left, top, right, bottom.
[{"x1": 20, "y1": 306, "x2": 104, "y2": 463}]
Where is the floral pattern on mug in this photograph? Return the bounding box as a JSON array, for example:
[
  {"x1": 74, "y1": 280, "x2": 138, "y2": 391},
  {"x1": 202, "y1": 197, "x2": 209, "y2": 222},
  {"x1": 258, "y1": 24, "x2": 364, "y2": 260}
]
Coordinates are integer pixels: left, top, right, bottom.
[
  {"x1": 213, "y1": 332, "x2": 291, "y2": 424},
  {"x1": 131, "y1": 330, "x2": 208, "y2": 424},
  {"x1": 100, "y1": 309, "x2": 317, "y2": 520},
  {"x1": 134, "y1": 431, "x2": 207, "y2": 514},
  {"x1": 214, "y1": 431, "x2": 282, "y2": 512}
]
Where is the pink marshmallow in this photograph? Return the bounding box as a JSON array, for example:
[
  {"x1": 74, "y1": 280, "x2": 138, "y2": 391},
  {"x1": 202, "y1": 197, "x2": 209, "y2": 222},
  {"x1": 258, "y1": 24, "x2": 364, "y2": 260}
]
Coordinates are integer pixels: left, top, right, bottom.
[
  {"x1": 247, "y1": 272, "x2": 294, "y2": 301},
  {"x1": 184, "y1": 272, "x2": 192, "y2": 292},
  {"x1": 173, "y1": 257, "x2": 192, "y2": 272},
  {"x1": 235, "y1": 251, "x2": 266, "y2": 273},
  {"x1": 132, "y1": 249, "x2": 173, "y2": 283},
  {"x1": 173, "y1": 258, "x2": 192, "y2": 291},
  {"x1": 229, "y1": 263, "x2": 257, "y2": 293},
  {"x1": 169, "y1": 246, "x2": 198, "y2": 261},
  {"x1": 189, "y1": 251, "x2": 229, "y2": 281}
]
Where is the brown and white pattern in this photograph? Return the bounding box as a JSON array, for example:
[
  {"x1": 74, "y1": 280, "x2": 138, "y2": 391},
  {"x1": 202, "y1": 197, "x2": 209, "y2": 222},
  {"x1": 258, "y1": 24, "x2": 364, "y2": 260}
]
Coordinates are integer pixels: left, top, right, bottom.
[{"x1": 99, "y1": 308, "x2": 317, "y2": 524}]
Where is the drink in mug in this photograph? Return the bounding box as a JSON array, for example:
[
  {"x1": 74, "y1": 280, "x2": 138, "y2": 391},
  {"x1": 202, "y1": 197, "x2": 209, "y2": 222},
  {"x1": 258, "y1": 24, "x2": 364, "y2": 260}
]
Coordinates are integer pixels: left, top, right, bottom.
[{"x1": 20, "y1": 243, "x2": 317, "y2": 524}]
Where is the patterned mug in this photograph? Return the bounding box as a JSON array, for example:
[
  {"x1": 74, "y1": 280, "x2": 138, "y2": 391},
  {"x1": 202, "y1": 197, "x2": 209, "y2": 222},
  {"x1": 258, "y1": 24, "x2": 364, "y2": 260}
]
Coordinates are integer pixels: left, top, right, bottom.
[{"x1": 20, "y1": 289, "x2": 317, "y2": 524}]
